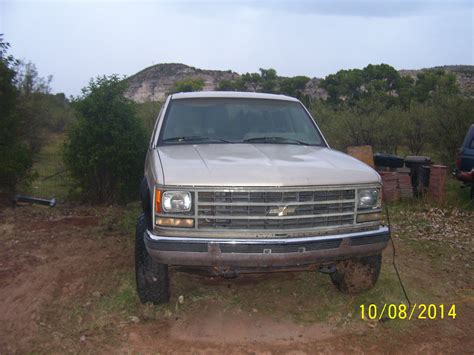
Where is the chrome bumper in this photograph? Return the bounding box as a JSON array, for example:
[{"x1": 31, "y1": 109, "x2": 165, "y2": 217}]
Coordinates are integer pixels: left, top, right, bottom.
[{"x1": 144, "y1": 226, "x2": 390, "y2": 269}]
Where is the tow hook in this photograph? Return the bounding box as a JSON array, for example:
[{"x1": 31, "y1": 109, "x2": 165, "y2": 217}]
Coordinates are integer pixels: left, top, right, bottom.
[
  {"x1": 222, "y1": 271, "x2": 239, "y2": 279},
  {"x1": 318, "y1": 265, "x2": 337, "y2": 274}
]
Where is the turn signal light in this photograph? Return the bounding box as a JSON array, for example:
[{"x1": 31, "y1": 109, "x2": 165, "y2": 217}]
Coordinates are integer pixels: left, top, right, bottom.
[
  {"x1": 155, "y1": 189, "x2": 162, "y2": 214},
  {"x1": 356, "y1": 212, "x2": 381, "y2": 223},
  {"x1": 156, "y1": 217, "x2": 194, "y2": 228}
]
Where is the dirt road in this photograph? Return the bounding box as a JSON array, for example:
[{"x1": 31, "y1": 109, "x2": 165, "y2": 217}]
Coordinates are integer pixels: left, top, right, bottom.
[{"x1": 0, "y1": 204, "x2": 472, "y2": 353}]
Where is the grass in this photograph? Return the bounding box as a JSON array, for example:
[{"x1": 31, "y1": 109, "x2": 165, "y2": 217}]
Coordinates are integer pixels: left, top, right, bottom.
[
  {"x1": 21, "y1": 133, "x2": 73, "y2": 201},
  {"x1": 444, "y1": 177, "x2": 473, "y2": 211}
]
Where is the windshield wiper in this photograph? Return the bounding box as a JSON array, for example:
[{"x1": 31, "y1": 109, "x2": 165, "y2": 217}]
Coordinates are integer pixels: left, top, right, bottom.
[
  {"x1": 243, "y1": 136, "x2": 312, "y2": 146},
  {"x1": 163, "y1": 135, "x2": 232, "y2": 143}
]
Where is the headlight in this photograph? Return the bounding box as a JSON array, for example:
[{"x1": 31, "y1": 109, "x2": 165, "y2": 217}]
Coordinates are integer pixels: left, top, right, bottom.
[
  {"x1": 357, "y1": 188, "x2": 380, "y2": 210},
  {"x1": 162, "y1": 191, "x2": 192, "y2": 212}
]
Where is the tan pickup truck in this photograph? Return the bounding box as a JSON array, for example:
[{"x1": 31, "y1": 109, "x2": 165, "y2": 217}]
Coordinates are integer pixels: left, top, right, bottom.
[{"x1": 136, "y1": 91, "x2": 389, "y2": 304}]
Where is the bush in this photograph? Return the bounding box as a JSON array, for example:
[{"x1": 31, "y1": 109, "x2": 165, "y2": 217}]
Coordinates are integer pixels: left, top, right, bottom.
[
  {"x1": 0, "y1": 36, "x2": 33, "y2": 194},
  {"x1": 430, "y1": 95, "x2": 474, "y2": 167},
  {"x1": 63, "y1": 75, "x2": 147, "y2": 203},
  {"x1": 170, "y1": 78, "x2": 204, "y2": 93},
  {"x1": 217, "y1": 79, "x2": 237, "y2": 91},
  {"x1": 134, "y1": 100, "x2": 163, "y2": 135},
  {"x1": 312, "y1": 99, "x2": 403, "y2": 153}
]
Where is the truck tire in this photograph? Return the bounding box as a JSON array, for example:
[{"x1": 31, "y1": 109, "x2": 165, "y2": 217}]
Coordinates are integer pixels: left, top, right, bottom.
[
  {"x1": 330, "y1": 254, "x2": 381, "y2": 294},
  {"x1": 135, "y1": 213, "x2": 170, "y2": 304}
]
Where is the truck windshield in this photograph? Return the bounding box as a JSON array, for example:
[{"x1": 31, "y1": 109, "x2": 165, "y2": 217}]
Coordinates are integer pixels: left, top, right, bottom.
[{"x1": 158, "y1": 98, "x2": 325, "y2": 146}]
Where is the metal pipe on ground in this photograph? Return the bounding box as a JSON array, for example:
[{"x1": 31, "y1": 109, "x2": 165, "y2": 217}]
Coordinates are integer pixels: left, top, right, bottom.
[{"x1": 14, "y1": 194, "x2": 57, "y2": 207}]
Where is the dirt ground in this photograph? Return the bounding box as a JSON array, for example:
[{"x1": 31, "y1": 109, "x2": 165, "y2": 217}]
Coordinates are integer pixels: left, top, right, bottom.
[{"x1": 0, "y1": 203, "x2": 472, "y2": 354}]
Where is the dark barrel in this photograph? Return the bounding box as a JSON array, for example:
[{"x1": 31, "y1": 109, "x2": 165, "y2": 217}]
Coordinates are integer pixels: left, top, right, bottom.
[{"x1": 405, "y1": 156, "x2": 432, "y2": 197}]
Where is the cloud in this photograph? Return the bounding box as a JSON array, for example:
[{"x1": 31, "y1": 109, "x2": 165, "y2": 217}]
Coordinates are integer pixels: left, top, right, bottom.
[{"x1": 166, "y1": 0, "x2": 472, "y2": 18}]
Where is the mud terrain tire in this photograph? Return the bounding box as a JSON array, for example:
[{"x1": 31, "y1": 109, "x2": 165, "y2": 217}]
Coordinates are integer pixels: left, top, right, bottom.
[
  {"x1": 330, "y1": 254, "x2": 381, "y2": 294},
  {"x1": 135, "y1": 213, "x2": 170, "y2": 304}
]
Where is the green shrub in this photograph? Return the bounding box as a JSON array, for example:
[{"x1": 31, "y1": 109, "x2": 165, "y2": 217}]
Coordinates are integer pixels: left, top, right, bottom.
[
  {"x1": 170, "y1": 78, "x2": 204, "y2": 93},
  {"x1": 134, "y1": 100, "x2": 162, "y2": 135},
  {"x1": 430, "y1": 95, "x2": 474, "y2": 167},
  {"x1": 0, "y1": 36, "x2": 33, "y2": 193},
  {"x1": 63, "y1": 75, "x2": 147, "y2": 203}
]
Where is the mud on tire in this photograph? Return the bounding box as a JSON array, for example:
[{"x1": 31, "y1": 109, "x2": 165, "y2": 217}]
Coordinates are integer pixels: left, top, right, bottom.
[
  {"x1": 135, "y1": 213, "x2": 170, "y2": 304},
  {"x1": 330, "y1": 254, "x2": 382, "y2": 294}
]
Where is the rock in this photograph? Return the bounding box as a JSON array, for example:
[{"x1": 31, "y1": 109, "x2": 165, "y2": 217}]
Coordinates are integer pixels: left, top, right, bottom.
[{"x1": 128, "y1": 316, "x2": 140, "y2": 324}]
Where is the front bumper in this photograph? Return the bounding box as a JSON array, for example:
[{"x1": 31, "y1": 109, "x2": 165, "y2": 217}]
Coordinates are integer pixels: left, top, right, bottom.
[
  {"x1": 455, "y1": 169, "x2": 474, "y2": 184},
  {"x1": 145, "y1": 226, "x2": 390, "y2": 270}
]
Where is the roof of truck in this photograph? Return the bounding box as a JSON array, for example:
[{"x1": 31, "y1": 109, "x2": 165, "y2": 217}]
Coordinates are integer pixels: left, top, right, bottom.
[{"x1": 171, "y1": 91, "x2": 300, "y2": 102}]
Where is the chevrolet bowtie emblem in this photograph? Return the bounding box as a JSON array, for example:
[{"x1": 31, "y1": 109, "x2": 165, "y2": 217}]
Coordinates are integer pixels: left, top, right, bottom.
[{"x1": 269, "y1": 205, "x2": 297, "y2": 216}]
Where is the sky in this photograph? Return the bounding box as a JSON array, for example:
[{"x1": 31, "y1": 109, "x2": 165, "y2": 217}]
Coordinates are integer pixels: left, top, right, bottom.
[{"x1": 1, "y1": 0, "x2": 473, "y2": 96}]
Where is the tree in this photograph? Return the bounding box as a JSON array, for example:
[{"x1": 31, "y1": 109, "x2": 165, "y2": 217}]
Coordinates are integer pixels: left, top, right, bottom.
[
  {"x1": 63, "y1": 75, "x2": 147, "y2": 203},
  {"x1": 312, "y1": 98, "x2": 404, "y2": 153},
  {"x1": 413, "y1": 69, "x2": 459, "y2": 102},
  {"x1": 280, "y1": 76, "x2": 310, "y2": 98},
  {"x1": 217, "y1": 79, "x2": 237, "y2": 91},
  {"x1": 14, "y1": 61, "x2": 60, "y2": 153},
  {"x1": 134, "y1": 100, "x2": 163, "y2": 135},
  {"x1": 42, "y1": 93, "x2": 76, "y2": 132},
  {"x1": 259, "y1": 68, "x2": 277, "y2": 93},
  {"x1": 240, "y1": 72, "x2": 261, "y2": 91},
  {"x1": 170, "y1": 78, "x2": 204, "y2": 93},
  {"x1": 430, "y1": 95, "x2": 474, "y2": 167},
  {"x1": 320, "y1": 68, "x2": 364, "y2": 104},
  {"x1": 399, "y1": 103, "x2": 434, "y2": 155},
  {"x1": 362, "y1": 63, "x2": 400, "y2": 93},
  {"x1": 398, "y1": 75, "x2": 415, "y2": 109},
  {"x1": 320, "y1": 64, "x2": 403, "y2": 107},
  {"x1": 0, "y1": 36, "x2": 34, "y2": 193},
  {"x1": 15, "y1": 60, "x2": 52, "y2": 96}
]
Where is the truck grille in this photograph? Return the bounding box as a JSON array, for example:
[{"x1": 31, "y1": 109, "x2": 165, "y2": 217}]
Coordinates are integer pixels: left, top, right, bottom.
[{"x1": 195, "y1": 188, "x2": 356, "y2": 230}]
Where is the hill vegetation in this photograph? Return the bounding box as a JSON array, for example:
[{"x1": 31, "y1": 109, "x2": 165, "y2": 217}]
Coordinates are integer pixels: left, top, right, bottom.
[{"x1": 124, "y1": 62, "x2": 474, "y2": 103}]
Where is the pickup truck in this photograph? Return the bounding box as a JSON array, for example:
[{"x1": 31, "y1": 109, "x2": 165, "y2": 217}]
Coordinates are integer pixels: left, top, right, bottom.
[
  {"x1": 455, "y1": 124, "x2": 474, "y2": 199},
  {"x1": 136, "y1": 92, "x2": 389, "y2": 304}
]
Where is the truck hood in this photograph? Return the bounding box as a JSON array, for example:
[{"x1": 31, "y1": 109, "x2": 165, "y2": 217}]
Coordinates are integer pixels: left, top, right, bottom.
[{"x1": 157, "y1": 144, "x2": 380, "y2": 187}]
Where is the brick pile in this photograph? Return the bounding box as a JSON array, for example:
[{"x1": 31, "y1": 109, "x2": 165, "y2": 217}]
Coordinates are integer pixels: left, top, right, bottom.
[
  {"x1": 397, "y1": 169, "x2": 413, "y2": 199},
  {"x1": 429, "y1": 165, "x2": 447, "y2": 201},
  {"x1": 347, "y1": 145, "x2": 375, "y2": 168},
  {"x1": 379, "y1": 171, "x2": 400, "y2": 202}
]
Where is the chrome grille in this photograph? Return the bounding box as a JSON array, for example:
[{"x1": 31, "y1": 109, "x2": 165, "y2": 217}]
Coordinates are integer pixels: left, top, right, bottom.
[
  {"x1": 196, "y1": 188, "x2": 356, "y2": 231},
  {"x1": 198, "y1": 190, "x2": 355, "y2": 203},
  {"x1": 198, "y1": 202, "x2": 354, "y2": 217}
]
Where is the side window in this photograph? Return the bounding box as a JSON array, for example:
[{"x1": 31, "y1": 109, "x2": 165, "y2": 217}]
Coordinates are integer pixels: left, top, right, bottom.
[{"x1": 470, "y1": 139, "x2": 474, "y2": 149}]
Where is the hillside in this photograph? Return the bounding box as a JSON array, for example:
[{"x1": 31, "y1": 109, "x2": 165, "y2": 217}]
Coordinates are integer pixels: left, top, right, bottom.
[
  {"x1": 125, "y1": 63, "x2": 239, "y2": 102},
  {"x1": 125, "y1": 63, "x2": 474, "y2": 103},
  {"x1": 399, "y1": 65, "x2": 474, "y2": 94}
]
